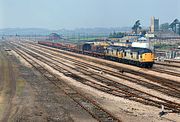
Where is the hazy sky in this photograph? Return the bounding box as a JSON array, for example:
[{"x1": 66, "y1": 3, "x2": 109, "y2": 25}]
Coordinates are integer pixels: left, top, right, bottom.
[{"x1": 0, "y1": 0, "x2": 180, "y2": 29}]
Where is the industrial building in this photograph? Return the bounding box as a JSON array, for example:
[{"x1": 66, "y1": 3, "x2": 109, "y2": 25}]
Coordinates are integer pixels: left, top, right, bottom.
[
  {"x1": 48, "y1": 33, "x2": 62, "y2": 41},
  {"x1": 160, "y1": 23, "x2": 169, "y2": 31},
  {"x1": 170, "y1": 19, "x2": 180, "y2": 35},
  {"x1": 150, "y1": 16, "x2": 159, "y2": 33}
]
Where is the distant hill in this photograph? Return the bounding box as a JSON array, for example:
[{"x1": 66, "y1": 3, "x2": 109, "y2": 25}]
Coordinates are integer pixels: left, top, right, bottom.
[
  {"x1": 0, "y1": 27, "x2": 132, "y2": 36},
  {"x1": 0, "y1": 28, "x2": 51, "y2": 35}
]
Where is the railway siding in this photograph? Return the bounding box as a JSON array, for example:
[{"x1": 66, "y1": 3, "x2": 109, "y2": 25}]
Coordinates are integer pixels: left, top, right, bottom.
[
  {"x1": 23, "y1": 42, "x2": 180, "y2": 92},
  {"x1": 2, "y1": 41, "x2": 179, "y2": 122},
  {"x1": 10, "y1": 42, "x2": 180, "y2": 113},
  {"x1": 11, "y1": 43, "x2": 121, "y2": 122},
  {"x1": 34, "y1": 42, "x2": 180, "y2": 83},
  {"x1": 19, "y1": 43, "x2": 180, "y2": 102}
]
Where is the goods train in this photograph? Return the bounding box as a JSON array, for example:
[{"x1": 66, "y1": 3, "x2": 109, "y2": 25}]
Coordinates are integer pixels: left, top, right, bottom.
[{"x1": 38, "y1": 41, "x2": 154, "y2": 68}]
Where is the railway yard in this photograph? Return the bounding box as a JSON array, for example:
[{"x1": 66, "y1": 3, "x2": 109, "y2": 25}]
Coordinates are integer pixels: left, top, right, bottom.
[{"x1": 0, "y1": 39, "x2": 180, "y2": 122}]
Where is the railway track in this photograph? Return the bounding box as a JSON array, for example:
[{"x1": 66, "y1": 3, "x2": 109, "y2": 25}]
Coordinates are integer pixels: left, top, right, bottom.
[
  {"x1": 23, "y1": 42, "x2": 180, "y2": 93},
  {"x1": 164, "y1": 59, "x2": 180, "y2": 63},
  {"x1": 155, "y1": 61, "x2": 180, "y2": 68},
  {"x1": 11, "y1": 45, "x2": 120, "y2": 122},
  {"x1": 152, "y1": 68, "x2": 180, "y2": 77},
  {"x1": 10, "y1": 42, "x2": 180, "y2": 113},
  {"x1": 30, "y1": 42, "x2": 180, "y2": 88}
]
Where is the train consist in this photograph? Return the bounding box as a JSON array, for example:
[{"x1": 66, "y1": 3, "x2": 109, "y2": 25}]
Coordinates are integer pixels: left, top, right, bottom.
[{"x1": 38, "y1": 41, "x2": 154, "y2": 68}]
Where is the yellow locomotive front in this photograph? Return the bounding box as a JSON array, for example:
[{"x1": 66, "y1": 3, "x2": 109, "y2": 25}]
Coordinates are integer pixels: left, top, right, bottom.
[
  {"x1": 138, "y1": 48, "x2": 154, "y2": 68},
  {"x1": 141, "y1": 53, "x2": 154, "y2": 62}
]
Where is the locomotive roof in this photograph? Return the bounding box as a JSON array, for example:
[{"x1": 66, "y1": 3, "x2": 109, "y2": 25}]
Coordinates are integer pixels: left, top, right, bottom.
[{"x1": 107, "y1": 45, "x2": 152, "y2": 54}]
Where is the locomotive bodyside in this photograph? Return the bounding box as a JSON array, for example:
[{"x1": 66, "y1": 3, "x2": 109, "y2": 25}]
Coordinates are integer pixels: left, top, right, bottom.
[{"x1": 104, "y1": 46, "x2": 154, "y2": 68}]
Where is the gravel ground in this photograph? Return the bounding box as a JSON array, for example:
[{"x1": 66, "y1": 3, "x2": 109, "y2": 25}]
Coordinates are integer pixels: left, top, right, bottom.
[{"x1": 0, "y1": 43, "x2": 98, "y2": 122}]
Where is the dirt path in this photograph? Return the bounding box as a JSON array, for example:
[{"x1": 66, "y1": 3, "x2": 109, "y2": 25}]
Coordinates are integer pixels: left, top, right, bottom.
[
  {"x1": 0, "y1": 52, "x2": 4, "y2": 92},
  {"x1": 0, "y1": 46, "x2": 16, "y2": 122},
  {"x1": 1, "y1": 60, "x2": 16, "y2": 122}
]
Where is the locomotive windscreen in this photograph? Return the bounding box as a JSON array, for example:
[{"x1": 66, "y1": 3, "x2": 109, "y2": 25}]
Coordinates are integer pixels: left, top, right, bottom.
[{"x1": 82, "y1": 43, "x2": 91, "y2": 51}]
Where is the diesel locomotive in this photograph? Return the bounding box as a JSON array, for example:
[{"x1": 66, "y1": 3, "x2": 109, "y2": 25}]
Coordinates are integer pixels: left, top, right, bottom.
[{"x1": 104, "y1": 46, "x2": 154, "y2": 68}]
